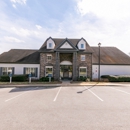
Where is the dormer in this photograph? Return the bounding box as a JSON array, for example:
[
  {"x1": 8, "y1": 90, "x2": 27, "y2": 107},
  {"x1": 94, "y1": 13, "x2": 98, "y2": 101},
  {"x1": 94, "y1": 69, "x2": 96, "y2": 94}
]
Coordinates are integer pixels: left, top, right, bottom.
[
  {"x1": 77, "y1": 38, "x2": 86, "y2": 50},
  {"x1": 46, "y1": 37, "x2": 55, "y2": 49}
]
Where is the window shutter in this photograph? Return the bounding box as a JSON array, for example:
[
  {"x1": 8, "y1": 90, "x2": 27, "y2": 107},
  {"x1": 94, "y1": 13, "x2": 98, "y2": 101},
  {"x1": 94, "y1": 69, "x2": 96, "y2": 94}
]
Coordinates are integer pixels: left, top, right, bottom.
[
  {"x1": 0, "y1": 67, "x2": 2, "y2": 76},
  {"x1": 23, "y1": 68, "x2": 26, "y2": 75},
  {"x1": 35, "y1": 68, "x2": 38, "y2": 77},
  {"x1": 12, "y1": 67, "x2": 15, "y2": 75}
]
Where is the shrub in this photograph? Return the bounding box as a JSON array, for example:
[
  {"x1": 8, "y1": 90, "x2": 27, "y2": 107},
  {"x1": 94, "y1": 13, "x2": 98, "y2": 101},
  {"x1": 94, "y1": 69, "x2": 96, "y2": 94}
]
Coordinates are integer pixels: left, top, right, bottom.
[
  {"x1": 40, "y1": 77, "x2": 54, "y2": 82},
  {"x1": 0, "y1": 75, "x2": 28, "y2": 82},
  {"x1": 101, "y1": 75, "x2": 130, "y2": 82},
  {"x1": 101, "y1": 75, "x2": 110, "y2": 79},
  {"x1": 12, "y1": 75, "x2": 28, "y2": 82},
  {"x1": 79, "y1": 76, "x2": 87, "y2": 81},
  {"x1": 108, "y1": 75, "x2": 130, "y2": 82},
  {"x1": 0, "y1": 75, "x2": 10, "y2": 82},
  {"x1": 108, "y1": 76, "x2": 118, "y2": 82}
]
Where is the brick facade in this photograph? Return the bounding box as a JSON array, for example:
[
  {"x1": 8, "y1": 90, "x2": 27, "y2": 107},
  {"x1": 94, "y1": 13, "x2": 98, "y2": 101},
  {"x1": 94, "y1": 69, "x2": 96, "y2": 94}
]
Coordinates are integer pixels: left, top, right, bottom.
[
  {"x1": 76, "y1": 53, "x2": 92, "y2": 79},
  {"x1": 40, "y1": 52, "x2": 92, "y2": 81},
  {"x1": 40, "y1": 53, "x2": 56, "y2": 78}
]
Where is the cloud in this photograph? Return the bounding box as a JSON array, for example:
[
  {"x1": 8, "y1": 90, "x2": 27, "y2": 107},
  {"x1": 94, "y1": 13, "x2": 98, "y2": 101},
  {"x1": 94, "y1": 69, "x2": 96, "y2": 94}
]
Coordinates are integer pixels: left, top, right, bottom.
[
  {"x1": 4, "y1": 36, "x2": 25, "y2": 43},
  {"x1": 0, "y1": 0, "x2": 130, "y2": 55},
  {"x1": 11, "y1": 27, "x2": 31, "y2": 37},
  {"x1": 36, "y1": 25, "x2": 42, "y2": 30},
  {"x1": 10, "y1": 0, "x2": 27, "y2": 8},
  {"x1": 10, "y1": 0, "x2": 27, "y2": 5},
  {"x1": 76, "y1": 0, "x2": 130, "y2": 20},
  {"x1": 12, "y1": 4, "x2": 16, "y2": 8}
]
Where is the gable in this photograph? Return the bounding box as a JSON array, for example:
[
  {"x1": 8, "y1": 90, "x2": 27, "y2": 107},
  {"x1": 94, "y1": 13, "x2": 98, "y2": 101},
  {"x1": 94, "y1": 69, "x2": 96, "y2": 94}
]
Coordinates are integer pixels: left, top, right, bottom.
[
  {"x1": 60, "y1": 42, "x2": 73, "y2": 49},
  {"x1": 55, "y1": 38, "x2": 78, "y2": 51}
]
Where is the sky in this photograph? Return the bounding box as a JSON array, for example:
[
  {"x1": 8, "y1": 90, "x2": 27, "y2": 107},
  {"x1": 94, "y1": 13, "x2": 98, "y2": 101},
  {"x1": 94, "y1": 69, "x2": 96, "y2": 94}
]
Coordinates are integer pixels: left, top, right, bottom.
[{"x1": 0, "y1": 0, "x2": 130, "y2": 55}]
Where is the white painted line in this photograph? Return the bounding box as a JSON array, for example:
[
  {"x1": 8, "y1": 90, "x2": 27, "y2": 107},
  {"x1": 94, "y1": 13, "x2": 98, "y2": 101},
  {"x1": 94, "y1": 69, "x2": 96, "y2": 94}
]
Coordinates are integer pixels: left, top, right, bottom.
[
  {"x1": 5, "y1": 92, "x2": 28, "y2": 102},
  {"x1": 111, "y1": 87, "x2": 130, "y2": 95},
  {"x1": 53, "y1": 87, "x2": 62, "y2": 102},
  {"x1": 5, "y1": 87, "x2": 39, "y2": 102},
  {"x1": 85, "y1": 87, "x2": 104, "y2": 102}
]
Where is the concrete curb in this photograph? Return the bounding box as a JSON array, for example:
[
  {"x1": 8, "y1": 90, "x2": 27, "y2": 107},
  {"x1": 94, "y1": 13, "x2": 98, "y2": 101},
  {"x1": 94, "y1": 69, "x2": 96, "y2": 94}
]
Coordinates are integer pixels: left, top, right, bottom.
[{"x1": 0, "y1": 83, "x2": 130, "y2": 88}]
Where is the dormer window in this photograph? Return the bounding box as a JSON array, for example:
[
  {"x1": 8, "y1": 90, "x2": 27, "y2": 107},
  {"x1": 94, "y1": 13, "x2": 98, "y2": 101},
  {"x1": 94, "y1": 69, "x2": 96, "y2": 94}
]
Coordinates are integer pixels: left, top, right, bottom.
[
  {"x1": 81, "y1": 44, "x2": 84, "y2": 49},
  {"x1": 46, "y1": 37, "x2": 55, "y2": 49},
  {"x1": 77, "y1": 39, "x2": 86, "y2": 50},
  {"x1": 49, "y1": 43, "x2": 52, "y2": 48}
]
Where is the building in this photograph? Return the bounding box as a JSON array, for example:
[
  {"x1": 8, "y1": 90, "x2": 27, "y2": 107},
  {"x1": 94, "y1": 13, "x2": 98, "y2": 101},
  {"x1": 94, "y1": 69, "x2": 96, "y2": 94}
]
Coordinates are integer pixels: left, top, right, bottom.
[{"x1": 0, "y1": 37, "x2": 130, "y2": 81}]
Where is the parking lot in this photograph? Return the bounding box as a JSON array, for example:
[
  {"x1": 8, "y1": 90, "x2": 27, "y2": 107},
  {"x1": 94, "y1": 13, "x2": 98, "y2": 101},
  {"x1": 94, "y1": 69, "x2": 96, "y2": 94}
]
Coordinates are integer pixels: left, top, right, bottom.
[{"x1": 0, "y1": 84, "x2": 130, "y2": 130}]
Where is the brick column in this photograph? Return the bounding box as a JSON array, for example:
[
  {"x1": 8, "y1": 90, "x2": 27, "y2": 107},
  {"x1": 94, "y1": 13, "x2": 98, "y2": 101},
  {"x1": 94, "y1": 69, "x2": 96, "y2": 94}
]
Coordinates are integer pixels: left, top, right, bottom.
[
  {"x1": 55, "y1": 52, "x2": 60, "y2": 81},
  {"x1": 73, "y1": 52, "x2": 77, "y2": 81}
]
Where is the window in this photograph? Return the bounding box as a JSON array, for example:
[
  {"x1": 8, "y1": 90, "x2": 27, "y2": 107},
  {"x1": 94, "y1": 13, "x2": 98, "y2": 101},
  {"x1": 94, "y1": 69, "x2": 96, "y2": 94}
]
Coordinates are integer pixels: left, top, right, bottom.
[
  {"x1": 2, "y1": 67, "x2": 14, "y2": 75},
  {"x1": 81, "y1": 55, "x2": 85, "y2": 61},
  {"x1": 47, "y1": 55, "x2": 52, "y2": 61},
  {"x1": 46, "y1": 38, "x2": 55, "y2": 49},
  {"x1": 45, "y1": 66, "x2": 53, "y2": 77},
  {"x1": 79, "y1": 67, "x2": 87, "y2": 77},
  {"x1": 24, "y1": 68, "x2": 38, "y2": 77},
  {"x1": 81, "y1": 44, "x2": 84, "y2": 49},
  {"x1": 49, "y1": 43, "x2": 52, "y2": 48}
]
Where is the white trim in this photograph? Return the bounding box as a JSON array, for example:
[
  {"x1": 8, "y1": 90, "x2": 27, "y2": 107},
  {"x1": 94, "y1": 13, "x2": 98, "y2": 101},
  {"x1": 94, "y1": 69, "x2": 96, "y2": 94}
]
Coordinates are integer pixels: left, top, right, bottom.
[
  {"x1": 78, "y1": 39, "x2": 86, "y2": 50},
  {"x1": 46, "y1": 38, "x2": 55, "y2": 49},
  {"x1": 45, "y1": 66, "x2": 53, "y2": 68},
  {"x1": 45, "y1": 66, "x2": 53, "y2": 77},
  {"x1": 79, "y1": 67, "x2": 87, "y2": 77},
  {"x1": 60, "y1": 42, "x2": 73, "y2": 49},
  {"x1": 47, "y1": 54, "x2": 52, "y2": 56},
  {"x1": 81, "y1": 55, "x2": 85, "y2": 61}
]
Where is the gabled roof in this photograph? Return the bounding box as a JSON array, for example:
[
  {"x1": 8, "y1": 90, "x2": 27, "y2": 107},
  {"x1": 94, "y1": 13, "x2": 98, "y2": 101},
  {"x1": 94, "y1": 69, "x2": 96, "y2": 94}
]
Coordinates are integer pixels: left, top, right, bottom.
[
  {"x1": 91, "y1": 47, "x2": 130, "y2": 65},
  {"x1": 0, "y1": 49, "x2": 40, "y2": 63},
  {"x1": 39, "y1": 37, "x2": 93, "y2": 53},
  {"x1": 54, "y1": 38, "x2": 78, "y2": 52}
]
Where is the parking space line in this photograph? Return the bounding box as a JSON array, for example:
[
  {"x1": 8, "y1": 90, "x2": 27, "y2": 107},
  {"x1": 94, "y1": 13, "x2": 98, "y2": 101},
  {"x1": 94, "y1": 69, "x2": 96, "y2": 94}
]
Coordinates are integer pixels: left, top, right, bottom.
[
  {"x1": 5, "y1": 92, "x2": 28, "y2": 102},
  {"x1": 85, "y1": 87, "x2": 104, "y2": 102},
  {"x1": 111, "y1": 87, "x2": 130, "y2": 95},
  {"x1": 53, "y1": 87, "x2": 62, "y2": 102},
  {"x1": 5, "y1": 87, "x2": 38, "y2": 102}
]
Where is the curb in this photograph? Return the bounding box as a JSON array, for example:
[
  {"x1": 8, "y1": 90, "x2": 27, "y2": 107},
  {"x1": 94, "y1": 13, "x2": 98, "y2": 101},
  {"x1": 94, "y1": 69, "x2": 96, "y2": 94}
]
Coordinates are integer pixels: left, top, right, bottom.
[{"x1": 0, "y1": 83, "x2": 129, "y2": 88}]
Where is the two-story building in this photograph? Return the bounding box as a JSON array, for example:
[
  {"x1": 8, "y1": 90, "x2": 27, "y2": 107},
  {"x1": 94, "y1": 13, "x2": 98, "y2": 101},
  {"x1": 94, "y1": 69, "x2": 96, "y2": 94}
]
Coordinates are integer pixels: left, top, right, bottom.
[{"x1": 0, "y1": 37, "x2": 130, "y2": 81}]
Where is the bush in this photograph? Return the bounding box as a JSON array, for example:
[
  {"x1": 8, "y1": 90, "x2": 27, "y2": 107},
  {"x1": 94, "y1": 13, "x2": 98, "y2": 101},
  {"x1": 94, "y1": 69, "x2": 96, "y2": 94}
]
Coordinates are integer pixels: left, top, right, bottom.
[
  {"x1": 101, "y1": 75, "x2": 110, "y2": 79},
  {"x1": 101, "y1": 75, "x2": 130, "y2": 82},
  {"x1": 108, "y1": 75, "x2": 130, "y2": 82},
  {"x1": 79, "y1": 76, "x2": 87, "y2": 81},
  {"x1": 0, "y1": 75, "x2": 28, "y2": 82},
  {"x1": 0, "y1": 75, "x2": 10, "y2": 82},
  {"x1": 40, "y1": 77, "x2": 54, "y2": 82},
  {"x1": 12, "y1": 75, "x2": 28, "y2": 82},
  {"x1": 108, "y1": 76, "x2": 118, "y2": 82}
]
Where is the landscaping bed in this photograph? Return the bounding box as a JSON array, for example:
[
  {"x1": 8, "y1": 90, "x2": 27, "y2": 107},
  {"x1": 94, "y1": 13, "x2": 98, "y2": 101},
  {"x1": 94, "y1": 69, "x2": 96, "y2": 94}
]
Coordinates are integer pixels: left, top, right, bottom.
[{"x1": 101, "y1": 75, "x2": 130, "y2": 82}]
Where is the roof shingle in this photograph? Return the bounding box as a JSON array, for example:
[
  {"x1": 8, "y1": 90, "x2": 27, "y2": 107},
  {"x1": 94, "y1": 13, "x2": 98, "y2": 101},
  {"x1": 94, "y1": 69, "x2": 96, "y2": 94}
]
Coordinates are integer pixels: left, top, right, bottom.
[
  {"x1": 0, "y1": 49, "x2": 40, "y2": 63},
  {"x1": 91, "y1": 47, "x2": 130, "y2": 65}
]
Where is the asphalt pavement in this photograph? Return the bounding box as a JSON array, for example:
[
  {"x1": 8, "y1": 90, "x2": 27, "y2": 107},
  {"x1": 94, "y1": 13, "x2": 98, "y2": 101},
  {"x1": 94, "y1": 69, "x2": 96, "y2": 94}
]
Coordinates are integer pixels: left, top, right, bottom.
[{"x1": 0, "y1": 85, "x2": 130, "y2": 130}]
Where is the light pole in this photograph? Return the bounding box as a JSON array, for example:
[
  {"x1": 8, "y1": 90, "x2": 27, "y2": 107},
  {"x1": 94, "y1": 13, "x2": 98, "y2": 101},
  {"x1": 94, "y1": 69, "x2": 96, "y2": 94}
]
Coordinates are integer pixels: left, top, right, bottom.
[{"x1": 98, "y1": 43, "x2": 101, "y2": 82}]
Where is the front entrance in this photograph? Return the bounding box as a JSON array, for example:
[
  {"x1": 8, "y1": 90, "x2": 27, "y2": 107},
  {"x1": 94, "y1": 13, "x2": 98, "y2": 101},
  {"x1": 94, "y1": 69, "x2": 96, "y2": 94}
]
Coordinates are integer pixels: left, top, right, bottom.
[{"x1": 60, "y1": 65, "x2": 72, "y2": 79}]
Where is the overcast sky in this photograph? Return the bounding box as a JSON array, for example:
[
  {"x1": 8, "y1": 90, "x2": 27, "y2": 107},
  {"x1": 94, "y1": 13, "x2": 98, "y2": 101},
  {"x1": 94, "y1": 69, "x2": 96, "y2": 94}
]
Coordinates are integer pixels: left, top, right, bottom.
[{"x1": 0, "y1": 0, "x2": 130, "y2": 55}]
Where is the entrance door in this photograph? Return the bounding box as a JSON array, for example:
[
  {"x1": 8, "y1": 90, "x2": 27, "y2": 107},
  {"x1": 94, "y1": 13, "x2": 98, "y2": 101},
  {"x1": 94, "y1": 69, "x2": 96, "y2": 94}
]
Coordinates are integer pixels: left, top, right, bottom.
[
  {"x1": 63, "y1": 69, "x2": 69, "y2": 78},
  {"x1": 60, "y1": 65, "x2": 72, "y2": 79}
]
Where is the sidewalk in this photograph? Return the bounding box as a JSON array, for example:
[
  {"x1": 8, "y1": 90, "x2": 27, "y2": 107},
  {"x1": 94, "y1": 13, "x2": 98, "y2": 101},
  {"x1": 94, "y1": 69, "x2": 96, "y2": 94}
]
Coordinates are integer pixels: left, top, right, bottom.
[{"x1": 0, "y1": 81, "x2": 130, "y2": 88}]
